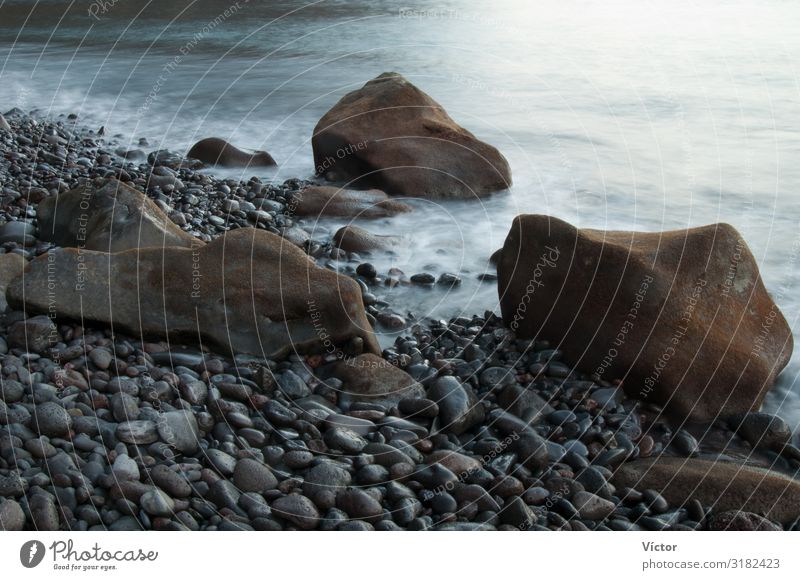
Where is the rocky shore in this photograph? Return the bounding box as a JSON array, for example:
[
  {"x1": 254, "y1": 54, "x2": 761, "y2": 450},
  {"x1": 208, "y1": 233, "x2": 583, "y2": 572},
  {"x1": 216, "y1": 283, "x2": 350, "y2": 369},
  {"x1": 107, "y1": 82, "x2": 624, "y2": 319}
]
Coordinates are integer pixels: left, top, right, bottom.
[{"x1": 1, "y1": 82, "x2": 799, "y2": 532}]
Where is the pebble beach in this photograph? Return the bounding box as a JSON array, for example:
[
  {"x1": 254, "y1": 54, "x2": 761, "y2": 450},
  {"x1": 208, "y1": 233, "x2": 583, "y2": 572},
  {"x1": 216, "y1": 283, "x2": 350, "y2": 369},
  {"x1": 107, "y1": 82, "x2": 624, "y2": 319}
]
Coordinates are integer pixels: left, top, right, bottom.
[{"x1": 1, "y1": 109, "x2": 799, "y2": 532}]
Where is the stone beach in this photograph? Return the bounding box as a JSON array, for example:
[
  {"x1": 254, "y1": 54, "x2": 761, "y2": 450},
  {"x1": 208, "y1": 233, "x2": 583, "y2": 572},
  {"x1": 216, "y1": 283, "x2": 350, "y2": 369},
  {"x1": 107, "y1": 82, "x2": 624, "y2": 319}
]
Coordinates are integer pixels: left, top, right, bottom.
[{"x1": 1, "y1": 85, "x2": 799, "y2": 532}]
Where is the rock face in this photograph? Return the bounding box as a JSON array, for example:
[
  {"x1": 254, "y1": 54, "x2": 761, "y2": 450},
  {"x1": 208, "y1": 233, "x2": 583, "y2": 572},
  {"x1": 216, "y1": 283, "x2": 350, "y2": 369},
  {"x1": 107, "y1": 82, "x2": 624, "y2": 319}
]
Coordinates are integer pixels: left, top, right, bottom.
[
  {"x1": 187, "y1": 137, "x2": 276, "y2": 167},
  {"x1": 287, "y1": 185, "x2": 412, "y2": 219},
  {"x1": 312, "y1": 72, "x2": 511, "y2": 199},
  {"x1": 611, "y1": 457, "x2": 800, "y2": 525},
  {"x1": 334, "y1": 353, "x2": 424, "y2": 405},
  {"x1": 8, "y1": 228, "x2": 379, "y2": 358},
  {"x1": 37, "y1": 178, "x2": 198, "y2": 252},
  {"x1": 497, "y1": 215, "x2": 793, "y2": 421}
]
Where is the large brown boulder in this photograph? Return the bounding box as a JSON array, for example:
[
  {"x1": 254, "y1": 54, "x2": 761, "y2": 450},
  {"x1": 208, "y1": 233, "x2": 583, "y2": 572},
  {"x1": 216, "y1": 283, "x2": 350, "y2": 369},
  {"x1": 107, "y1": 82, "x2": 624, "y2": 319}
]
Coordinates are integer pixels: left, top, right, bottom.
[
  {"x1": 497, "y1": 215, "x2": 793, "y2": 422},
  {"x1": 187, "y1": 137, "x2": 276, "y2": 167},
  {"x1": 312, "y1": 72, "x2": 511, "y2": 199},
  {"x1": 286, "y1": 185, "x2": 412, "y2": 219},
  {"x1": 611, "y1": 457, "x2": 800, "y2": 525},
  {"x1": 37, "y1": 178, "x2": 197, "y2": 252},
  {"x1": 8, "y1": 228, "x2": 379, "y2": 358}
]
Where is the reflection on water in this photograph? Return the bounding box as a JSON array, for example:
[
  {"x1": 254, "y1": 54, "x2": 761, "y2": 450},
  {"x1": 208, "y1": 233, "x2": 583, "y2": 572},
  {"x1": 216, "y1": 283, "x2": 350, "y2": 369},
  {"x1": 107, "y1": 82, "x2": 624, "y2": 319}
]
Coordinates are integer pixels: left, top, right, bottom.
[{"x1": 1, "y1": 0, "x2": 799, "y2": 422}]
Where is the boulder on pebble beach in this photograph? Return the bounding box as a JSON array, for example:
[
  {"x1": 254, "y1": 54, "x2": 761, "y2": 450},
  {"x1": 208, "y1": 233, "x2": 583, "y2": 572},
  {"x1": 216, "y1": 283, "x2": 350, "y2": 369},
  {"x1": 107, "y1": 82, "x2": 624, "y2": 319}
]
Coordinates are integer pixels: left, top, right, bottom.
[
  {"x1": 187, "y1": 137, "x2": 276, "y2": 167},
  {"x1": 312, "y1": 72, "x2": 511, "y2": 199},
  {"x1": 333, "y1": 225, "x2": 401, "y2": 254},
  {"x1": 37, "y1": 178, "x2": 198, "y2": 252},
  {"x1": 287, "y1": 185, "x2": 412, "y2": 219},
  {"x1": 611, "y1": 457, "x2": 800, "y2": 525},
  {"x1": 8, "y1": 227, "x2": 379, "y2": 358},
  {"x1": 497, "y1": 215, "x2": 793, "y2": 422}
]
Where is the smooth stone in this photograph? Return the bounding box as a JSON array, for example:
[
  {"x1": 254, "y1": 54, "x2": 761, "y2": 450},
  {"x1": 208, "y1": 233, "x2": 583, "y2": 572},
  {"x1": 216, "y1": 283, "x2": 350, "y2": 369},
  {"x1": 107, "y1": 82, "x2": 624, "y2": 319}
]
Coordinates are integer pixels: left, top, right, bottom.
[
  {"x1": 233, "y1": 458, "x2": 278, "y2": 493},
  {"x1": 572, "y1": 491, "x2": 615, "y2": 520},
  {"x1": 0, "y1": 499, "x2": 25, "y2": 530},
  {"x1": 303, "y1": 463, "x2": 352, "y2": 510},
  {"x1": 33, "y1": 401, "x2": 72, "y2": 438},
  {"x1": 111, "y1": 454, "x2": 140, "y2": 482},
  {"x1": 149, "y1": 465, "x2": 192, "y2": 498},
  {"x1": 157, "y1": 410, "x2": 200, "y2": 454},
  {"x1": 116, "y1": 420, "x2": 158, "y2": 445},
  {"x1": 271, "y1": 495, "x2": 320, "y2": 530},
  {"x1": 140, "y1": 489, "x2": 175, "y2": 517},
  {"x1": 336, "y1": 488, "x2": 383, "y2": 523}
]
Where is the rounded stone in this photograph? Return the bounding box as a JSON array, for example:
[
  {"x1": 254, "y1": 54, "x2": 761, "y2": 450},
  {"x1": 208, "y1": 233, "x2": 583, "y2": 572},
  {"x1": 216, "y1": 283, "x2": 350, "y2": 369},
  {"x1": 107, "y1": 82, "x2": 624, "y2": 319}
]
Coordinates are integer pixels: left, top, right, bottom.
[
  {"x1": 271, "y1": 495, "x2": 320, "y2": 530},
  {"x1": 233, "y1": 458, "x2": 278, "y2": 493},
  {"x1": 140, "y1": 489, "x2": 175, "y2": 517},
  {"x1": 0, "y1": 499, "x2": 26, "y2": 531},
  {"x1": 33, "y1": 401, "x2": 72, "y2": 438},
  {"x1": 157, "y1": 410, "x2": 200, "y2": 454}
]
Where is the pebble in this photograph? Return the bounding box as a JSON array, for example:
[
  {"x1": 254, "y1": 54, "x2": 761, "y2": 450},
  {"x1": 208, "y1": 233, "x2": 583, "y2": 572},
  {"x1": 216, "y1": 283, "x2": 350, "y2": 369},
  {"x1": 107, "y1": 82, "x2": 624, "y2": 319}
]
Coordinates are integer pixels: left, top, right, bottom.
[
  {"x1": 140, "y1": 489, "x2": 175, "y2": 517},
  {"x1": 271, "y1": 495, "x2": 320, "y2": 530},
  {"x1": 233, "y1": 458, "x2": 278, "y2": 493},
  {"x1": 337, "y1": 489, "x2": 383, "y2": 522},
  {"x1": 112, "y1": 454, "x2": 140, "y2": 481},
  {"x1": 0, "y1": 499, "x2": 26, "y2": 530},
  {"x1": 157, "y1": 410, "x2": 200, "y2": 454},
  {"x1": 572, "y1": 491, "x2": 615, "y2": 520},
  {"x1": 117, "y1": 420, "x2": 159, "y2": 445},
  {"x1": 33, "y1": 401, "x2": 73, "y2": 437}
]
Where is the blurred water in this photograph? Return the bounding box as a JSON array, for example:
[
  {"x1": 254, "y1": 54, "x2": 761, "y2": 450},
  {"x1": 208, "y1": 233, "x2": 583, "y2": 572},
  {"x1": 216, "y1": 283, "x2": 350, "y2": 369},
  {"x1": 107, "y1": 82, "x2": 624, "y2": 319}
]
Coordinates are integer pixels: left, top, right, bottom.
[{"x1": 1, "y1": 0, "x2": 799, "y2": 423}]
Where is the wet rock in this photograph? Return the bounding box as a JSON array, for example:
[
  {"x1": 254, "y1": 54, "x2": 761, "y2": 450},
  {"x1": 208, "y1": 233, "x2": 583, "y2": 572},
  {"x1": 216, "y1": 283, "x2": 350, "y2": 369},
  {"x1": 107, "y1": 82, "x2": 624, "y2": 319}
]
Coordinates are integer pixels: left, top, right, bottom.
[
  {"x1": 0, "y1": 499, "x2": 25, "y2": 531},
  {"x1": 37, "y1": 178, "x2": 197, "y2": 252},
  {"x1": 709, "y1": 510, "x2": 781, "y2": 531},
  {"x1": 612, "y1": 457, "x2": 800, "y2": 525},
  {"x1": 33, "y1": 401, "x2": 72, "y2": 437},
  {"x1": 333, "y1": 225, "x2": 401, "y2": 253},
  {"x1": 337, "y1": 488, "x2": 383, "y2": 523},
  {"x1": 271, "y1": 495, "x2": 320, "y2": 530},
  {"x1": 287, "y1": 185, "x2": 412, "y2": 219},
  {"x1": 9, "y1": 228, "x2": 380, "y2": 358},
  {"x1": 729, "y1": 412, "x2": 793, "y2": 450},
  {"x1": 497, "y1": 215, "x2": 793, "y2": 421},
  {"x1": 427, "y1": 376, "x2": 484, "y2": 435},
  {"x1": 312, "y1": 72, "x2": 511, "y2": 198},
  {"x1": 187, "y1": 137, "x2": 276, "y2": 167},
  {"x1": 334, "y1": 353, "x2": 423, "y2": 405},
  {"x1": 8, "y1": 315, "x2": 57, "y2": 354},
  {"x1": 233, "y1": 458, "x2": 278, "y2": 493}
]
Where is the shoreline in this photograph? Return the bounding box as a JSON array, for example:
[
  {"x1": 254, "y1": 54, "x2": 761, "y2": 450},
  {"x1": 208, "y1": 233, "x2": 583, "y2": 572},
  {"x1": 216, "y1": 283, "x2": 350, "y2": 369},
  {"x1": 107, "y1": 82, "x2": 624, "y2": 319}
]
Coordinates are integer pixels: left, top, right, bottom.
[{"x1": 1, "y1": 109, "x2": 799, "y2": 531}]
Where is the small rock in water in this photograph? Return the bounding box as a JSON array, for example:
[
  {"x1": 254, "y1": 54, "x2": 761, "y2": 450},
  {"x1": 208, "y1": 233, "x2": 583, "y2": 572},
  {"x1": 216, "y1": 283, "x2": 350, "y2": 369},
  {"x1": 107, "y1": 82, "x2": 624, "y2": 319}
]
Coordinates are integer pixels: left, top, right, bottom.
[
  {"x1": 437, "y1": 273, "x2": 461, "y2": 287},
  {"x1": 410, "y1": 273, "x2": 435, "y2": 286}
]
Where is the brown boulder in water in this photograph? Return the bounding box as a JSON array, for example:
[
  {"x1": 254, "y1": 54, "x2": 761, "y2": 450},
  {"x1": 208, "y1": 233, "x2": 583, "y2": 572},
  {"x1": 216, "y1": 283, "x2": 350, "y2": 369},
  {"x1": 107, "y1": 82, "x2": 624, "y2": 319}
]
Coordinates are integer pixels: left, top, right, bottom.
[
  {"x1": 287, "y1": 185, "x2": 412, "y2": 219},
  {"x1": 187, "y1": 137, "x2": 276, "y2": 167},
  {"x1": 8, "y1": 228, "x2": 379, "y2": 358},
  {"x1": 496, "y1": 215, "x2": 793, "y2": 422},
  {"x1": 37, "y1": 178, "x2": 197, "y2": 252},
  {"x1": 333, "y1": 225, "x2": 401, "y2": 254},
  {"x1": 312, "y1": 72, "x2": 511, "y2": 199}
]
